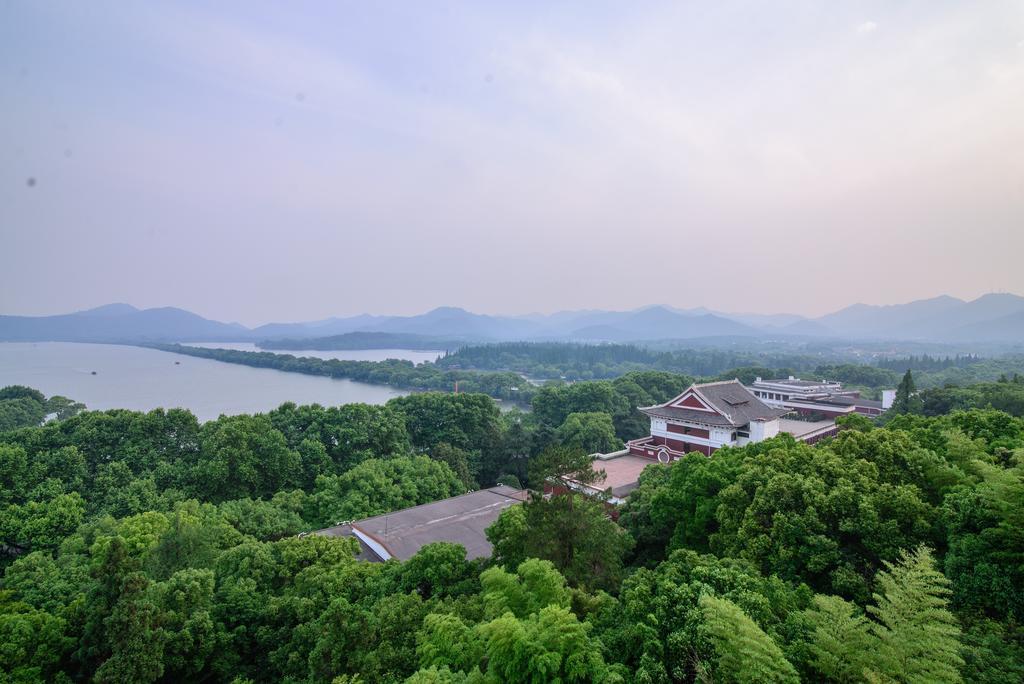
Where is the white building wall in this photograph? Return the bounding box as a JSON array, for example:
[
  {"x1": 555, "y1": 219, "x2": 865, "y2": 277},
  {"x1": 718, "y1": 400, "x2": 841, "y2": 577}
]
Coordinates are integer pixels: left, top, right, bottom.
[
  {"x1": 710, "y1": 428, "x2": 735, "y2": 444},
  {"x1": 648, "y1": 420, "x2": 736, "y2": 451},
  {"x1": 748, "y1": 419, "x2": 780, "y2": 442},
  {"x1": 881, "y1": 390, "x2": 896, "y2": 410}
]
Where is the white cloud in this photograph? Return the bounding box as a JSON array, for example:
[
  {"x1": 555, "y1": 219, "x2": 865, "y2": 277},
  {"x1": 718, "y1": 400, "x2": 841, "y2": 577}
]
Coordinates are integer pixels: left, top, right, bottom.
[{"x1": 857, "y1": 21, "x2": 879, "y2": 34}]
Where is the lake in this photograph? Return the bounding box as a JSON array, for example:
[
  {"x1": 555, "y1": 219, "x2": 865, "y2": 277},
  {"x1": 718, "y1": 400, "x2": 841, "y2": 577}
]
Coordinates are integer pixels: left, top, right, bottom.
[
  {"x1": 0, "y1": 342, "x2": 410, "y2": 421},
  {"x1": 185, "y1": 342, "x2": 444, "y2": 364}
]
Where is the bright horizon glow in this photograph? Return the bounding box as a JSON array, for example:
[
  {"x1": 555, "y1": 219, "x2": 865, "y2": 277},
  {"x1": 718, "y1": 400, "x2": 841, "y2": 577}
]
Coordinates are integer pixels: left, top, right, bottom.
[{"x1": 2, "y1": 1, "x2": 1022, "y2": 326}]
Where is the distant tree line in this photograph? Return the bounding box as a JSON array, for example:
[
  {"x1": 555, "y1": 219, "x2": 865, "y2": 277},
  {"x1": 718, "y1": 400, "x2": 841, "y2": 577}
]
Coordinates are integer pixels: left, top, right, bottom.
[
  {"x1": 877, "y1": 353, "x2": 983, "y2": 371},
  {"x1": 259, "y1": 331, "x2": 463, "y2": 352},
  {"x1": 157, "y1": 344, "x2": 1024, "y2": 413},
  {"x1": 436, "y1": 342, "x2": 819, "y2": 380},
  {"x1": 145, "y1": 344, "x2": 535, "y2": 402}
]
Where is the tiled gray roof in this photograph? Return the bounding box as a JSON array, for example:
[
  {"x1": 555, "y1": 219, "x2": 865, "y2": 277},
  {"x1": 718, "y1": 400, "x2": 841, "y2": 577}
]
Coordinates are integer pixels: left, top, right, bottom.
[
  {"x1": 639, "y1": 405, "x2": 738, "y2": 426},
  {"x1": 699, "y1": 380, "x2": 789, "y2": 424}
]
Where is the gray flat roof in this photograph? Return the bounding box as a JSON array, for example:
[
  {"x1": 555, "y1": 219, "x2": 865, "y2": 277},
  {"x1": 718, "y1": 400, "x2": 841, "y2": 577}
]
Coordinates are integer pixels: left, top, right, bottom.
[
  {"x1": 778, "y1": 418, "x2": 836, "y2": 438},
  {"x1": 755, "y1": 378, "x2": 838, "y2": 388},
  {"x1": 314, "y1": 485, "x2": 527, "y2": 561},
  {"x1": 822, "y1": 395, "x2": 884, "y2": 409}
]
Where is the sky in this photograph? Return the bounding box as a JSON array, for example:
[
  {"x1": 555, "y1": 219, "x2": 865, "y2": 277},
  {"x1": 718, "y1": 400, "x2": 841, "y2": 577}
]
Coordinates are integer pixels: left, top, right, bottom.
[{"x1": 1, "y1": 1, "x2": 1022, "y2": 326}]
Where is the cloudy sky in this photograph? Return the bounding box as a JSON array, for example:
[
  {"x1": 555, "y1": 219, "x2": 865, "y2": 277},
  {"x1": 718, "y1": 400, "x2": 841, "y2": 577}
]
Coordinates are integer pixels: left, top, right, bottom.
[{"x1": 2, "y1": 1, "x2": 1022, "y2": 325}]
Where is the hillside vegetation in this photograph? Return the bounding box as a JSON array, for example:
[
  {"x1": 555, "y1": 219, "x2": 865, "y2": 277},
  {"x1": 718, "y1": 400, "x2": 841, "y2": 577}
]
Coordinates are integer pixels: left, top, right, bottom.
[{"x1": 1, "y1": 378, "x2": 1022, "y2": 681}]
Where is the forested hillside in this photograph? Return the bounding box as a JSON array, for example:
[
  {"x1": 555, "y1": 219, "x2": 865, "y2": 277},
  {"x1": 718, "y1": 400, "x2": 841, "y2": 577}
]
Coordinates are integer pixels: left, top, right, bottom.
[{"x1": 2, "y1": 376, "x2": 1023, "y2": 682}]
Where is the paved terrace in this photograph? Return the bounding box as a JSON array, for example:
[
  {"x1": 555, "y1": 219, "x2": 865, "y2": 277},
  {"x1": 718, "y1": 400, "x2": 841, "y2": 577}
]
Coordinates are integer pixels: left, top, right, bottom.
[{"x1": 566, "y1": 452, "x2": 660, "y2": 503}]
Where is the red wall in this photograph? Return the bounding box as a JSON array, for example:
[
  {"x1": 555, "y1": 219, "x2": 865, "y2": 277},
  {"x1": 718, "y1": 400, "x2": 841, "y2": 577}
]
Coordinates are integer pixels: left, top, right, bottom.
[
  {"x1": 674, "y1": 394, "x2": 707, "y2": 409},
  {"x1": 667, "y1": 423, "x2": 709, "y2": 438}
]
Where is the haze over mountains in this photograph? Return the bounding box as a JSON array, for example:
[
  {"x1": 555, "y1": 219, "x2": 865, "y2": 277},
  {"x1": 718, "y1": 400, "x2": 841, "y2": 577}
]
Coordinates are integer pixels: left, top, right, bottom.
[{"x1": 2, "y1": 294, "x2": 1023, "y2": 345}]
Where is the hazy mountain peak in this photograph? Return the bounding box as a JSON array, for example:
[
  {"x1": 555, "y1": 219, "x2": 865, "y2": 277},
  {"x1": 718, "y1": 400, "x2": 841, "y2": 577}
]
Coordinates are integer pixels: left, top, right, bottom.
[
  {"x1": 971, "y1": 292, "x2": 1024, "y2": 305},
  {"x1": 425, "y1": 306, "x2": 473, "y2": 316},
  {"x1": 75, "y1": 303, "x2": 140, "y2": 317}
]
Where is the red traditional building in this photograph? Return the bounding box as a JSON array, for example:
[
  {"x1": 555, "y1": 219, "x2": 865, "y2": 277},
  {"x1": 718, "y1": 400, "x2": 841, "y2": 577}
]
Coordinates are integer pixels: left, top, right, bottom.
[{"x1": 626, "y1": 379, "x2": 839, "y2": 462}]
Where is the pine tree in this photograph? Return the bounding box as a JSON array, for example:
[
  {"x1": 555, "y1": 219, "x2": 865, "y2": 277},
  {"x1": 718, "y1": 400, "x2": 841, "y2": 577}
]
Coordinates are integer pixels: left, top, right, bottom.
[
  {"x1": 866, "y1": 546, "x2": 964, "y2": 683},
  {"x1": 890, "y1": 370, "x2": 922, "y2": 415},
  {"x1": 804, "y1": 594, "x2": 873, "y2": 683},
  {"x1": 698, "y1": 594, "x2": 799, "y2": 684},
  {"x1": 805, "y1": 546, "x2": 964, "y2": 683}
]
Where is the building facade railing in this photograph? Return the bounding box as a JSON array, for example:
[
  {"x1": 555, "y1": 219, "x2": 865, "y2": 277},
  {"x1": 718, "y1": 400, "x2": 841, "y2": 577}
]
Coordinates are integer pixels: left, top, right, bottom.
[{"x1": 626, "y1": 436, "x2": 688, "y2": 461}]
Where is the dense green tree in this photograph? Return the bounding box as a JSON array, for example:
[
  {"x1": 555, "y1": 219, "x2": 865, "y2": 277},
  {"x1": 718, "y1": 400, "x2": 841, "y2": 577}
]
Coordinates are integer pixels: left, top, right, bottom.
[
  {"x1": 192, "y1": 415, "x2": 303, "y2": 502},
  {"x1": 307, "y1": 456, "x2": 463, "y2": 526},
  {"x1": 0, "y1": 398, "x2": 47, "y2": 432},
  {"x1": 416, "y1": 613, "x2": 483, "y2": 674},
  {"x1": 0, "y1": 491, "x2": 86, "y2": 552},
  {"x1": 619, "y1": 448, "x2": 743, "y2": 563},
  {"x1": 599, "y1": 549, "x2": 809, "y2": 680},
  {"x1": 475, "y1": 605, "x2": 619, "y2": 683},
  {"x1": 45, "y1": 395, "x2": 86, "y2": 421},
  {"x1": 218, "y1": 496, "x2": 306, "y2": 541},
  {"x1": 556, "y1": 412, "x2": 622, "y2": 455},
  {"x1": 394, "y1": 542, "x2": 479, "y2": 600},
  {"x1": 958, "y1": 618, "x2": 1024, "y2": 684},
  {"x1": 867, "y1": 546, "x2": 963, "y2": 682},
  {"x1": 0, "y1": 591, "x2": 69, "y2": 681},
  {"x1": 267, "y1": 402, "x2": 412, "y2": 472},
  {"x1": 711, "y1": 438, "x2": 937, "y2": 600},
  {"x1": 488, "y1": 493, "x2": 633, "y2": 591},
  {"x1": 527, "y1": 444, "x2": 604, "y2": 492},
  {"x1": 0, "y1": 386, "x2": 46, "y2": 404},
  {"x1": 479, "y1": 559, "x2": 570, "y2": 619},
  {"x1": 390, "y1": 393, "x2": 505, "y2": 484},
  {"x1": 802, "y1": 594, "x2": 874, "y2": 682},
  {"x1": 429, "y1": 443, "x2": 476, "y2": 489},
  {"x1": 532, "y1": 382, "x2": 625, "y2": 431}
]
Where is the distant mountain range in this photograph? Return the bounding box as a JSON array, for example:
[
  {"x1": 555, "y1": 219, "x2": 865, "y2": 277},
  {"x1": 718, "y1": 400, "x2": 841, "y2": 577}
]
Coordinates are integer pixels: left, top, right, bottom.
[
  {"x1": 0, "y1": 303, "x2": 246, "y2": 343},
  {"x1": 2, "y1": 294, "x2": 1024, "y2": 345}
]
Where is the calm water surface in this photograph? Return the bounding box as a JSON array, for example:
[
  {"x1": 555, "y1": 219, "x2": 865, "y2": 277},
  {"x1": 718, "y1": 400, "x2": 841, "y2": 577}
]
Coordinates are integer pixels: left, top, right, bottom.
[
  {"x1": 187, "y1": 342, "x2": 443, "y2": 364},
  {"x1": 0, "y1": 342, "x2": 409, "y2": 421}
]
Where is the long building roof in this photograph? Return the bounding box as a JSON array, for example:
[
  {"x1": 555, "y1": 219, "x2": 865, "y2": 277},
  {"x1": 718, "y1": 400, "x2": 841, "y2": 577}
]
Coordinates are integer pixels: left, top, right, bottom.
[{"x1": 314, "y1": 485, "x2": 527, "y2": 562}]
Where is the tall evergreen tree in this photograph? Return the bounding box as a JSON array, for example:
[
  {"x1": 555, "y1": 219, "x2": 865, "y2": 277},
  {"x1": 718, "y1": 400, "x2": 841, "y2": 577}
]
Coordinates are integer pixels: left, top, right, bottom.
[
  {"x1": 890, "y1": 370, "x2": 923, "y2": 415},
  {"x1": 804, "y1": 595, "x2": 873, "y2": 683},
  {"x1": 867, "y1": 546, "x2": 964, "y2": 683},
  {"x1": 803, "y1": 546, "x2": 964, "y2": 683},
  {"x1": 698, "y1": 594, "x2": 799, "y2": 684}
]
